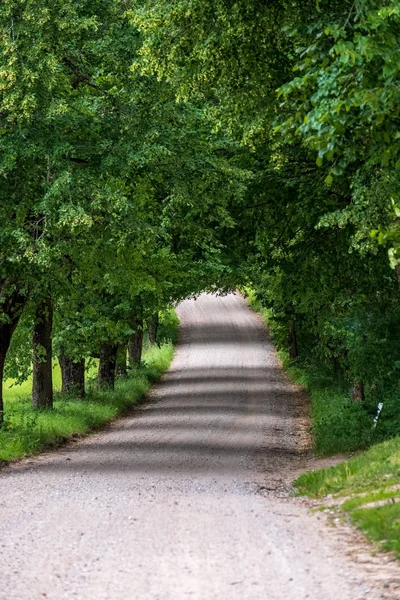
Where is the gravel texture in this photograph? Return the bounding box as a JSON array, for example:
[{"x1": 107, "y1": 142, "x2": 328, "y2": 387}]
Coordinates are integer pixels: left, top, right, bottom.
[{"x1": 1, "y1": 292, "x2": 399, "y2": 599}]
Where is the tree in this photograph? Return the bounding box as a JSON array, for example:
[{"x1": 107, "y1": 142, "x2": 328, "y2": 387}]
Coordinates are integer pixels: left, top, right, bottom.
[{"x1": 1, "y1": 0, "x2": 250, "y2": 423}]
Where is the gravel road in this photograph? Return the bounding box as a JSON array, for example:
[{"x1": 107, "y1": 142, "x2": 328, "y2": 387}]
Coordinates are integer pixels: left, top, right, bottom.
[{"x1": 1, "y1": 293, "x2": 399, "y2": 600}]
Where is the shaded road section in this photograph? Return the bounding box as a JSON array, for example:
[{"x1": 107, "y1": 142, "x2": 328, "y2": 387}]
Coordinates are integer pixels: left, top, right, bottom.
[{"x1": 0, "y1": 293, "x2": 396, "y2": 599}]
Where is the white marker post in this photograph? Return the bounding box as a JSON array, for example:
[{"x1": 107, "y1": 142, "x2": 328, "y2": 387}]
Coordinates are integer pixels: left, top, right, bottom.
[{"x1": 372, "y1": 402, "x2": 383, "y2": 429}]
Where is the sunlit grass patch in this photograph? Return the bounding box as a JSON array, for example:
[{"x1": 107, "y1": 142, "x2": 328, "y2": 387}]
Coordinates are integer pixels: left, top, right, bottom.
[
  {"x1": 294, "y1": 436, "x2": 400, "y2": 557},
  {"x1": 296, "y1": 436, "x2": 400, "y2": 497},
  {"x1": 351, "y1": 502, "x2": 400, "y2": 556}
]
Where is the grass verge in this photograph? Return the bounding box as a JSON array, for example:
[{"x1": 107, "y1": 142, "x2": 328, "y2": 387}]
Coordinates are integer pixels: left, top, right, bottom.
[
  {"x1": 295, "y1": 436, "x2": 400, "y2": 557},
  {"x1": 0, "y1": 308, "x2": 179, "y2": 464}
]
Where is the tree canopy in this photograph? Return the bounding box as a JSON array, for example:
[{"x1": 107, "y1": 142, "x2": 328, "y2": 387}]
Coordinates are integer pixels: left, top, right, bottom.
[{"x1": 2, "y1": 0, "x2": 400, "y2": 439}]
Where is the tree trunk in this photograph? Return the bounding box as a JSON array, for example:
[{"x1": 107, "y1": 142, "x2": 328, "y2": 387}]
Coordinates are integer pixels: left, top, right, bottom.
[
  {"x1": 288, "y1": 321, "x2": 298, "y2": 359},
  {"x1": 32, "y1": 297, "x2": 53, "y2": 410},
  {"x1": 148, "y1": 312, "x2": 159, "y2": 344},
  {"x1": 332, "y1": 355, "x2": 340, "y2": 377},
  {"x1": 0, "y1": 326, "x2": 16, "y2": 424},
  {"x1": 352, "y1": 380, "x2": 365, "y2": 403},
  {"x1": 0, "y1": 287, "x2": 27, "y2": 425},
  {"x1": 98, "y1": 342, "x2": 118, "y2": 390},
  {"x1": 116, "y1": 345, "x2": 128, "y2": 377},
  {"x1": 128, "y1": 318, "x2": 143, "y2": 368},
  {"x1": 331, "y1": 355, "x2": 345, "y2": 386},
  {"x1": 0, "y1": 348, "x2": 7, "y2": 426},
  {"x1": 396, "y1": 264, "x2": 400, "y2": 288},
  {"x1": 59, "y1": 353, "x2": 85, "y2": 398}
]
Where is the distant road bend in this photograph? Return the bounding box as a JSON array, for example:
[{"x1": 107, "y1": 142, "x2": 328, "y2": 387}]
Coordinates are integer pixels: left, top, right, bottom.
[{"x1": 0, "y1": 293, "x2": 396, "y2": 599}]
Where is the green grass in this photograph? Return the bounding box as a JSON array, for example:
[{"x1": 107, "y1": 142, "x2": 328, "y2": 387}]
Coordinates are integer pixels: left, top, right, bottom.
[
  {"x1": 0, "y1": 308, "x2": 179, "y2": 463},
  {"x1": 281, "y1": 359, "x2": 374, "y2": 456},
  {"x1": 296, "y1": 436, "x2": 400, "y2": 497},
  {"x1": 295, "y1": 436, "x2": 400, "y2": 557}
]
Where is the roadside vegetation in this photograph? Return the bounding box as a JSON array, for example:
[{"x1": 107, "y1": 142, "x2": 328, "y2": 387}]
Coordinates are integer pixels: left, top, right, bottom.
[
  {"x1": 245, "y1": 289, "x2": 390, "y2": 456},
  {"x1": 247, "y1": 286, "x2": 400, "y2": 558},
  {"x1": 295, "y1": 437, "x2": 400, "y2": 557},
  {"x1": 0, "y1": 310, "x2": 178, "y2": 463}
]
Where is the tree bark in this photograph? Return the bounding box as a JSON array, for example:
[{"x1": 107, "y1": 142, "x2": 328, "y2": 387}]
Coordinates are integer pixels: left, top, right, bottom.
[
  {"x1": 98, "y1": 342, "x2": 118, "y2": 390},
  {"x1": 0, "y1": 287, "x2": 27, "y2": 424},
  {"x1": 128, "y1": 318, "x2": 143, "y2": 368},
  {"x1": 396, "y1": 264, "x2": 400, "y2": 288},
  {"x1": 32, "y1": 297, "x2": 53, "y2": 410},
  {"x1": 148, "y1": 312, "x2": 159, "y2": 344},
  {"x1": 59, "y1": 353, "x2": 85, "y2": 398},
  {"x1": 352, "y1": 380, "x2": 365, "y2": 403},
  {"x1": 288, "y1": 321, "x2": 298, "y2": 359},
  {"x1": 331, "y1": 354, "x2": 345, "y2": 385},
  {"x1": 116, "y1": 345, "x2": 128, "y2": 377},
  {"x1": 0, "y1": 290, "x2": 26, "y2": 424},
  {"x1": 0, "y1": 348, "x2": 7, "y2": 426}
]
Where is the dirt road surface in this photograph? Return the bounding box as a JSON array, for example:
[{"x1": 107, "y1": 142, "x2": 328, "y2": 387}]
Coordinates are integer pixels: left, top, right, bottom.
[{"x1": 1, "y1": 293, "x2": 399, "y2": 600}]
